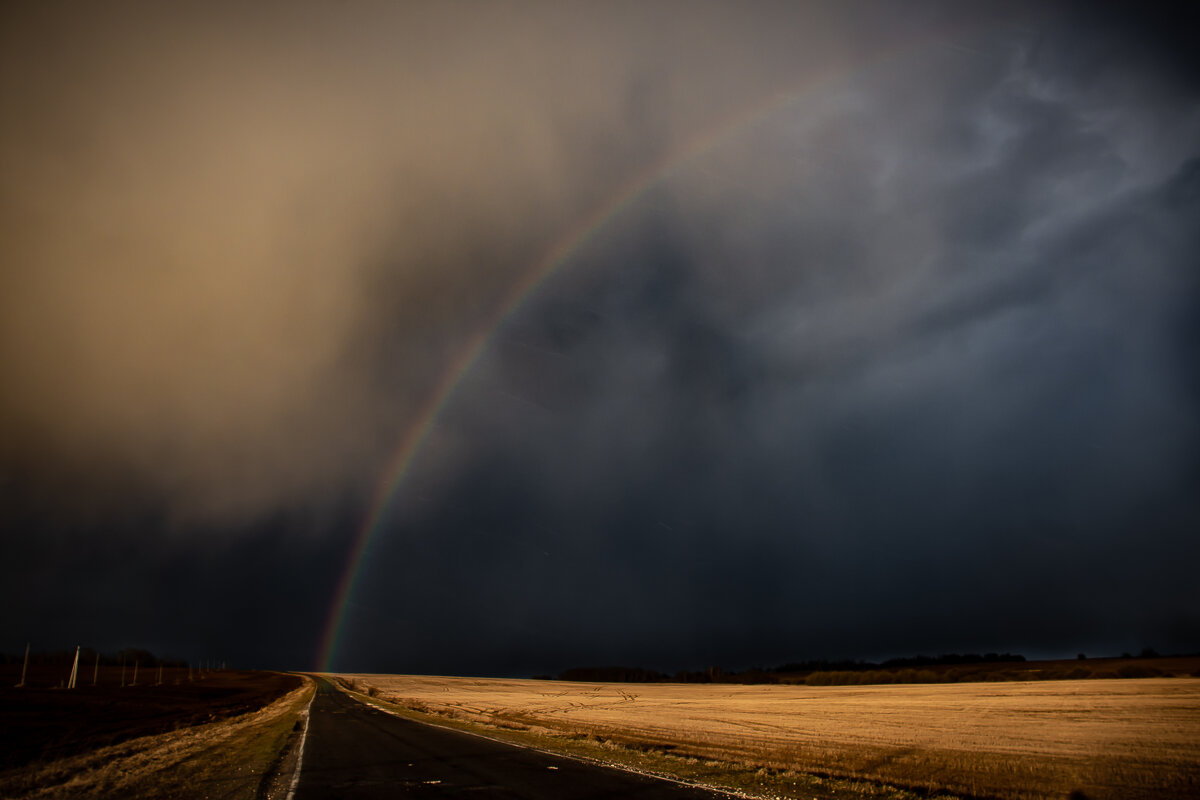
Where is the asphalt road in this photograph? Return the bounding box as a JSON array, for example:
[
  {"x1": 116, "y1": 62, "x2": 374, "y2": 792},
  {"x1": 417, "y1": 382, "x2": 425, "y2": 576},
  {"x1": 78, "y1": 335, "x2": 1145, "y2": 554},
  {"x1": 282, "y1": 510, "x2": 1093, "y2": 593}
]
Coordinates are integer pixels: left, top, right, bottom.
[{"x1": 293, "y1": 677, "x2": 730, "y2": 799}]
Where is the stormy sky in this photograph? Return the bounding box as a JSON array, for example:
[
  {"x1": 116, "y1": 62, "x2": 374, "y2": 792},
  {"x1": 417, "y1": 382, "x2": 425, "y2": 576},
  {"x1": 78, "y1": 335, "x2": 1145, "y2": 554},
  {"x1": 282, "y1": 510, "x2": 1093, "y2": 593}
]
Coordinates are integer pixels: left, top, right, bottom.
[{"x1": 2, "y1": 1, "x2": 1198, "y2": 675}]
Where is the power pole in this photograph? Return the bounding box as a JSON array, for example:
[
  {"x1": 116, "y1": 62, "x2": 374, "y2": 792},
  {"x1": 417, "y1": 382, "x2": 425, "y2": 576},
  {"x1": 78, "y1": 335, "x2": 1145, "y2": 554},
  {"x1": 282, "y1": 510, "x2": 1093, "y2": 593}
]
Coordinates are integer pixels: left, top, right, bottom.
[
  {"x1": 93, "y1": 651, "x2": 100, "y2": 686},
  {"x1": 16, "y1": 643, "x2": 29, "y2": 688},
  {"x1": 132, "y1": 660, "x2": 138, "y2": 686},
  {"x1": 67, "y1": 646, "x2": 80, "y2": 690}
]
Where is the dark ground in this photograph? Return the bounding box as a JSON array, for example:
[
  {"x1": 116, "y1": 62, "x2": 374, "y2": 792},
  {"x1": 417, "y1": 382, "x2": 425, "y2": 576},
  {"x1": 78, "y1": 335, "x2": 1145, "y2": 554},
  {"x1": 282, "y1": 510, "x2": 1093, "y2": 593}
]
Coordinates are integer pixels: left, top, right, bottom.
[
  {"x1": 296, "y1": 677, "x2": 728, "y2": 799},
  {"x1": 0, "y1": 665, "x2": 300, "y2": 770}
]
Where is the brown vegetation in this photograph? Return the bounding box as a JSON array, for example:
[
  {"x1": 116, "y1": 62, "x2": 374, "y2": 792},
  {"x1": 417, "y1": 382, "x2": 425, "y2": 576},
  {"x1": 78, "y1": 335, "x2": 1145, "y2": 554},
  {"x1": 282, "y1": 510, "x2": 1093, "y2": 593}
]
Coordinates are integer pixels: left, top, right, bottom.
[
  {"x1": 343, "y1": 672, "x2": 1200, "y2": 800},
  {"x1": 0, "y1": 675, "x2": 313, "y2": 799},
  {"x1": 0, "y1": 666, "x2": 301, "y2": 771}
]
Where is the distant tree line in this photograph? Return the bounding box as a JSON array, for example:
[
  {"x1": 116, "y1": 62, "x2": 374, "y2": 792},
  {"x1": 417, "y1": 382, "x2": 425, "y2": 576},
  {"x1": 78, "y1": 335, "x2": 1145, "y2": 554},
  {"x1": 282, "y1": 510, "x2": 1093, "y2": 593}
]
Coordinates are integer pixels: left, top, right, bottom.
[
  {"x1": 555, "y1": 650, "x2": 1196, "y2": 685},
  {"x1": 557, "y1": 666, "x2": 670, "y2": 683},
  {"x1": 557, "y1": 654, "x2": 1026, "y2": 684},
  {"x1": 880, "y1": 652, "x2": 1026, "y2": 669}
]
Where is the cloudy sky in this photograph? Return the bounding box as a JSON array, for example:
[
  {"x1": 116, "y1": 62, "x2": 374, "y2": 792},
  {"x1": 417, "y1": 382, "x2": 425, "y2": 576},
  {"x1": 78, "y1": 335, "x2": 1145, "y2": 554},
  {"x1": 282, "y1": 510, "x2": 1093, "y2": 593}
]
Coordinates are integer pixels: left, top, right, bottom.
[{"x1": 2, "y1": 1, "x2": 1197, "y2": 674}]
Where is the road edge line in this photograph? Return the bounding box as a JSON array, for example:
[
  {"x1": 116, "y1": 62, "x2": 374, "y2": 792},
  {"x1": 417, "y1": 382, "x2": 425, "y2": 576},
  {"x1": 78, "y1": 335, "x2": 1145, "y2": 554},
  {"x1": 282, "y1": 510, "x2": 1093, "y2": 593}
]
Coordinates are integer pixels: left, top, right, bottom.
[{"x1": 284, "y1": 685, "x2": 315, "y2": 800}]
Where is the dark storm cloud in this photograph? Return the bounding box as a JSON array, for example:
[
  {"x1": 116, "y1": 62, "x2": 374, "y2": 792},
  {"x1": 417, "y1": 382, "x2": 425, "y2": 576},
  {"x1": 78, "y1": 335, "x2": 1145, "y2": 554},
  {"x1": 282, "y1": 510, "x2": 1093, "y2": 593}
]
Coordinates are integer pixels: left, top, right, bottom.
[
  {"x1": 2, "y1": 1, "x2": 1197, "y2": 671},
  {"x1": 1, "y1": 484, "x2": 348, "y2": 668},
  {"x1": 338, "y1": 5, "x2": 1200, "y2": 674}
]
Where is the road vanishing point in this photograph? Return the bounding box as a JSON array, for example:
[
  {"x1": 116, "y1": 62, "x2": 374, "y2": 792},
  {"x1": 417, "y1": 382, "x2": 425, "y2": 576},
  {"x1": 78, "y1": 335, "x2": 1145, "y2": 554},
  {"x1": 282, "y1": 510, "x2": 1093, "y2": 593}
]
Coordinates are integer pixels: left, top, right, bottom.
[{"x1": 292, "y1": 677, "x2": 729, "y2": 798}]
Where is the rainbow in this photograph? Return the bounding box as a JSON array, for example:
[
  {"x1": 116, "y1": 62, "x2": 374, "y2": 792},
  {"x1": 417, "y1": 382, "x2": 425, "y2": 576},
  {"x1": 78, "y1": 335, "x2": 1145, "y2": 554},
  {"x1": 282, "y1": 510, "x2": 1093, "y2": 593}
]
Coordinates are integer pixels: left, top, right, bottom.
[{"x1": 315, "y1": 26, "x2": 986, "y2": 672}]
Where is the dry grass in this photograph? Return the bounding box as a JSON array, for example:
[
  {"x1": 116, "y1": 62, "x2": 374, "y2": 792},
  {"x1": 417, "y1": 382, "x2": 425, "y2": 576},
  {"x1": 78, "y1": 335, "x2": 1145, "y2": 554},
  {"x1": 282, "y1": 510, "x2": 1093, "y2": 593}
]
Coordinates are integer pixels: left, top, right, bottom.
[
  {"x1": 0, "y1": 675, "x2": 314, "y2": 799},
  {"x1": 340, "y1": 674, "x2": 1200, "y2": 800}
]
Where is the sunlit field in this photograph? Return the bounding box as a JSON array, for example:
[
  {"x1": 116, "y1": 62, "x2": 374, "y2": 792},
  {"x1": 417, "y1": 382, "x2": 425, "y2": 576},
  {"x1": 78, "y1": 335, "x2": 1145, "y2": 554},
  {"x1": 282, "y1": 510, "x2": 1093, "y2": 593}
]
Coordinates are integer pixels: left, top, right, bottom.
[{"x1": 341, "y1": 674, "x2": 1200, "y2": 799}]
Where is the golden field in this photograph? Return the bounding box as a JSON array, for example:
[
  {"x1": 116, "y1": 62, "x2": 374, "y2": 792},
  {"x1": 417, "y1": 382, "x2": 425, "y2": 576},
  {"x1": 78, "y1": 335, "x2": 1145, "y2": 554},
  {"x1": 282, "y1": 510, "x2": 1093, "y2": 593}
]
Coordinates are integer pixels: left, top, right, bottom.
[{"x1": 341, "y1": 674, "x2": 1200, "y2": 799}]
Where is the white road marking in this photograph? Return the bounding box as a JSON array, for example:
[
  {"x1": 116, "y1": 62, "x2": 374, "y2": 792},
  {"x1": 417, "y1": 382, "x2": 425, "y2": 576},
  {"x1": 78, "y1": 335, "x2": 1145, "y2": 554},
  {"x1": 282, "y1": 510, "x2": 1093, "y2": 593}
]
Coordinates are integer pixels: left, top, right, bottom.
[{"x1": 285, "y1": 686, "x2": 316, "y2": 800}]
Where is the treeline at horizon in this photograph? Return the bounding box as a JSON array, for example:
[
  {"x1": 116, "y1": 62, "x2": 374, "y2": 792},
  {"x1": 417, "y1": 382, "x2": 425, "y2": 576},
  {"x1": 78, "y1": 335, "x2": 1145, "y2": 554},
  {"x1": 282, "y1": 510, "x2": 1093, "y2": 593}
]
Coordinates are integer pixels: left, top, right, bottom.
[{"x1": 555, "y1": 649, "x2": 1198, "y2": 685}]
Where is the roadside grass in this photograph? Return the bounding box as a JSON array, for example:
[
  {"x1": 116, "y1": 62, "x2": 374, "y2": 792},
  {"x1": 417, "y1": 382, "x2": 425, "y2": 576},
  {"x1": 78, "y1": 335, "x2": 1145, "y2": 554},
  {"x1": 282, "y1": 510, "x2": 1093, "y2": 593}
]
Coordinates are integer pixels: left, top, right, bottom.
[
  {"x1": 0, "y1": 674, "x2": 314, "y2": 799},
  {"x1": 332, "y1": 677, "x2": 963, "y2": 800},
  {"x1": 124, "y1": 676, "x2": 314, "y2": 800},
  {"x1": 332, "y1": 674, "x2": 1200, "y2": 800},
  {"x1": 0, "y1": 670, "x2": 302, "y2": 772}
]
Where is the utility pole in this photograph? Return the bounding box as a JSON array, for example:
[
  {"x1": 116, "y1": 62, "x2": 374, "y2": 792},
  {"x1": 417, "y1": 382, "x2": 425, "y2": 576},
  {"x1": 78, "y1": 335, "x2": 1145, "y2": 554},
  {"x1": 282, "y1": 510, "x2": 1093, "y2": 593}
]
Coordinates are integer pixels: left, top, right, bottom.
[
  {"x1": 93, "y1": 651, "x2": 100, "y2": 686},
  {"x1": 16, "y1": 643, "x2": 29, "y2": 688},
  {"x1": 132, "y1": 660, "x2": 138, "y2": 686},
  {"x1": 67, "y1": 646, "x2": 80, "y2": 690}
]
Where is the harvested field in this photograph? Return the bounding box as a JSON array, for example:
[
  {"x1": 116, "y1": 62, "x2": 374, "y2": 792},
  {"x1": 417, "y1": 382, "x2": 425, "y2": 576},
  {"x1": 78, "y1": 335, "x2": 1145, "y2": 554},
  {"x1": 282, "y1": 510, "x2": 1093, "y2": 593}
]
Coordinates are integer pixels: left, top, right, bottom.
[
  {"x1": 343, "y1": 674, "x2": 1200, "y2": 800},
  {"x1": 0, "y1": 667, "x2": 301, "y2": 770}
]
